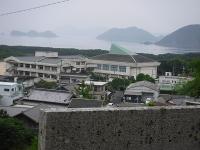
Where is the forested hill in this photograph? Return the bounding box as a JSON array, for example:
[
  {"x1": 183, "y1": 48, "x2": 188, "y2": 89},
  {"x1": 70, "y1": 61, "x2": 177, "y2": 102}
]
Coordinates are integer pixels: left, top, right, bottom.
[
  {"x1": 0, "y1": 45, "x2": 108, "y2": 59},
  {"x1": 156, "y1": 24, "x2": 200, "y2": 49},
  {"x1": 97, "y1": 27, "x2": 158, "y2": 43}
]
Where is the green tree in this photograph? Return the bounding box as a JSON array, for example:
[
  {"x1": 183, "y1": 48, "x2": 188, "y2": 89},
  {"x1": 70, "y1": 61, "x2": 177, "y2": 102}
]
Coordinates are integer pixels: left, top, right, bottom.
[
  {"x1": 109, "y1": 78, "x2": 131, "y2": 91},
  {"x1": 0, "y1": 110, "x2": 34, "y2": 150},
  {"x1": 35, "y1": 80, "x2": 57, "y2": 89},
  {"x1": 136, "y1": 73, "x2": 155, "y2": 83},
  {"x1": 176, "y1": 60, "x2": 200, "y2": 97},
  {"x1": 75, "y1": 81, "x2": 93, "y2": 99}
]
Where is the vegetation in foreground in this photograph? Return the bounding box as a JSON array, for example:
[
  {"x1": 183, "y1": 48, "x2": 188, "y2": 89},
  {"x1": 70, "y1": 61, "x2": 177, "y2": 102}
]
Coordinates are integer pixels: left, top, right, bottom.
[{"x1": 0, "y1": 110, "x2": 37, "y2": 150}]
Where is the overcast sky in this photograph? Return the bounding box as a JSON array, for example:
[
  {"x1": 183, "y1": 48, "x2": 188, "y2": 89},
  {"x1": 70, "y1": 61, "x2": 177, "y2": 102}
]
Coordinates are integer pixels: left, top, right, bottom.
[{"x1": 1, "y1": 0, "x2": 200, "y2": 35}]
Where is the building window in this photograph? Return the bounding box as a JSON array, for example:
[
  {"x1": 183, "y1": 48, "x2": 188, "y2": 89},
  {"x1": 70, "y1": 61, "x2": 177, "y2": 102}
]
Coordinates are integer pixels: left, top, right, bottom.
[
  {"x1": 76, "y1": 62, "x2": 80, "y2": 65},
  {"x1": 38, "y1": 73, "x2": 43, "y2": 78},
  {"x1": 4, "y1": 89, "x2": 9, "y2": 92},
  {"x1": 111, "y1": 65, "x2": 118, "y2": 72},
  {"x1": 25, "y1": 71, "x2": 30, "y2": 76},
  {"x1": 44, "y1": 74, "x2": 50, "y2": 78},
  {"x1": 20, "y1": 63, "x2": 24, "y2": 67},
  {"x1": 38, "y1": 65, "x2": 43, "y2": 70},
  {"x1": 52, "y1": 67, "x2": 57, "y2": 71},
  {"x1": 25, "y1": 64, "x2": 30, "y2": 68},
  {"x1": 103, "y1": 64, "x2": 109, "y2": 70},
  {"x1": 97, "y1": 64, "x2": 101, "y2": 70},
  {"x1": 81, "y1": 62, "x2": 85, "y2": 65},
  {"x1": 51, "y1": 75, "x2": 57, "y2": 79},
  {"x1": 119, "y1": 66, "x2": 126, "y2": 72},
  {"x1": 31, "y1": 64, "x2": 36, "y2": 69},
  {"x1": 45, "y1": 66, "x2": 50, "y2": 71},
  {"x1": 11, "y1": 88, "x2": 14, "y2": 91},
  {"x1": 14, "y1": 63, "x2": 18, "y2": 67},
  {"x1": 31, "y1": 72, "x2": 36, "y2": 76}
]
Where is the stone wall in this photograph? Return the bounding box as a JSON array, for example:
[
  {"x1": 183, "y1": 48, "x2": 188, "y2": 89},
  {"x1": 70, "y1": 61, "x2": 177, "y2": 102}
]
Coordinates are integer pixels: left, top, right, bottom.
[{"x1": 39, "y1": 106, "x2": 200, "y2": 150}]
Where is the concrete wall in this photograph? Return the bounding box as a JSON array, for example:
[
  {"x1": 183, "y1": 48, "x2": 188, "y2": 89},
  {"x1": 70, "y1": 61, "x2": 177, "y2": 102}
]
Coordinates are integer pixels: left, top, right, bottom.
[{"x1": 39, "y1": 106, "x2": 200, "y2": 150}]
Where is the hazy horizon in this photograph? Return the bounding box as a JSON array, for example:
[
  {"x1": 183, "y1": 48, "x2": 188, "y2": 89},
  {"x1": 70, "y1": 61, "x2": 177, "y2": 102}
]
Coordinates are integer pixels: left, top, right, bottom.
[{"x1": 1, "y1": 0, "x2": 200, "y2": 34}]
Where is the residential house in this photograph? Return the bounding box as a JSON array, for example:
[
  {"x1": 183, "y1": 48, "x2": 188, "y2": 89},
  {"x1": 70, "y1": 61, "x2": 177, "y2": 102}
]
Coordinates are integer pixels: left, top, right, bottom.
[
  {"x1": 124, "y1": 81, "x2": 159, "y2": 103},
  {"x1": 0, "y1": 82, "x2": 23, "y2": 106},
  {"x1": 19, "y1": 89, "x2": 73, "y2": 106}
]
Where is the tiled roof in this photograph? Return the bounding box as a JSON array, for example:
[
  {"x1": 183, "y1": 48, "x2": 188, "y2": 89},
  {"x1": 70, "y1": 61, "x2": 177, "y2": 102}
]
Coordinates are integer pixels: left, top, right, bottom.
[
  {"x1": 22, "y1": 104, "x2": 65, "y2": 123},
  {"x1": 0, "y1": 106, "x2": 28, "y2": 117},
  {"x1": 91, "y1": 53, "x2": 156, "y2": 63},
  {"x1": 90, "y1": 44, "x2": 158, "y2": 63},
  {"x1": 15, "y1": 56, "x2": 44, "y2": 62},
  {"x1": 126, "y1": 81, "x2": 159, "y2": 91},
  {"x1": 23, "y1": 89, "x2": 72, "y2": 105}
]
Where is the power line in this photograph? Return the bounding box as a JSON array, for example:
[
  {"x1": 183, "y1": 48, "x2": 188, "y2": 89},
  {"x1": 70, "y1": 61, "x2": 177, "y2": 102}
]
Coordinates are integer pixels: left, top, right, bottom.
[{"x1": 0, "y1": 0, "x2": 70, "y2": 17}]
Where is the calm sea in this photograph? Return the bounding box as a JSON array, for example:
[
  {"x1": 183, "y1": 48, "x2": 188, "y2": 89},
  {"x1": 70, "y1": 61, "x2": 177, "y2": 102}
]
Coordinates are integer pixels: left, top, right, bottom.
[{"x1": 0, "y1": 35, "x2": 199, "y2": 55}]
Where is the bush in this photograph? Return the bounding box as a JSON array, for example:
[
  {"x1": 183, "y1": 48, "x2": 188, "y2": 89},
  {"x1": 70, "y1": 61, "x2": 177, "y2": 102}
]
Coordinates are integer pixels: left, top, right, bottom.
[
  {"x1": 0, "y1": 112, "x2": 34, "y2": 150},
  {"x1": 136, "y1": 73, "x2": 155, "y2": 83},
  {"x1": 109, "y1": 78, "x2": 131, "y2": 91},
  {"x1": 35, "y1": 80, "x2": 57, "y2": 89}
]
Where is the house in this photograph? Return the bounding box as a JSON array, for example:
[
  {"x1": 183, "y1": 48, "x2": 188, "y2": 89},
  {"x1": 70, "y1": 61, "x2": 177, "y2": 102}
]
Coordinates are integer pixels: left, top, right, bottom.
[
  {"x1": 0, "y1": 82, "x2": 23, "y2": 106},
  {"x1": 124, "y1": 81, "x2": 159, "y2": 103},
  {"x1": 4, "y1": 52, "x2": 94, "y2": 84},
  {"x1": 0, "y1": 104, "x2": 64, "y2": 131},
  {"x1": 159, "y1": 72, "x2": 193, "y2": 91},
  {"x1": 88, "y1": 44, "x2": 160, "y2": 79},
  {"x1": 19, "y1": 89, "x2": 73, "y2": 106},
  {"x1": 84, "y1": 81, "x2": 108, "y2": 100},
  {"x1": 0, "y1": 106, "x2": 28, "y2": 117}
]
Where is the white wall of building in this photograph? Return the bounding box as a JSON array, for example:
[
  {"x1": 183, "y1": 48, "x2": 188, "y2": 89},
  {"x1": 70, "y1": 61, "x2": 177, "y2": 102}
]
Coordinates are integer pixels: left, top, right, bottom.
[{"x1": 0, "y1": 82, "x2": 23, "y2": 106}]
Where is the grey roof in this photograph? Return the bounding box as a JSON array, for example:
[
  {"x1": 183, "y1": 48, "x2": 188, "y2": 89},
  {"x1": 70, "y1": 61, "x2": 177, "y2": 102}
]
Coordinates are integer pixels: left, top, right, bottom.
[
  {"x1": 23, "y1": 89, "x2": 73, "y2": 105},
  {"x1": 15, "y1": 56, "x2": 44, "y2": 62},
  {"x1": 59, "y1": 55, "x2": 87, "y2": 60},
  {"x1": 13, "y1": 55, "x2": 86, "y2": 65},
  {"x1": 39, "y1": 58, "x2": 62, "y2": 64},
  {"x1": 90, "y1": 53, "x2": 157, "y2": 63},
  {"x1": 126, "y1": 81, "x2": 159, "y2": 91},
  {"x1": 22, "y1": 104, "x2": 65, "y2": 123},
  {"x1": 0, "y1": 106, "x2": 28, "y2": 117},
  {"x1": 68, "y1": 98, "x2": 102, "y2": 108}
]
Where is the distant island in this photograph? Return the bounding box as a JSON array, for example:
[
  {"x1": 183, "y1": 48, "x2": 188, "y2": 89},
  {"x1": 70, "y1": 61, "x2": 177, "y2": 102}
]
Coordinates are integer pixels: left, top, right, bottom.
[
  {"x1": 156, "y1": 24, "x2": 200, "y2": 49},
  {"x1": 97, "y1": 26, "x2": 161, "y2": 43},
  {"x1": 10, "y1": 30, "x2": 57, "y2": 38}
]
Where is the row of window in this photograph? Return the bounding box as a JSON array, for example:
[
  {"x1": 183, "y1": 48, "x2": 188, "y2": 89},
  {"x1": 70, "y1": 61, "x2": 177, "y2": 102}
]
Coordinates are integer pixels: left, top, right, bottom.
[
  {"x1": 16, "y1": 63, "x2": 57, "y2": 71},
  {"x1": 76, "y1": 62, "x2": 85, "y2": 65},
  {"x1": 4, "y1": 88, "x2": 16, "y2": 92},
  {"x1": 97, "y1": 64, "x2": 127, "y2": 73}
]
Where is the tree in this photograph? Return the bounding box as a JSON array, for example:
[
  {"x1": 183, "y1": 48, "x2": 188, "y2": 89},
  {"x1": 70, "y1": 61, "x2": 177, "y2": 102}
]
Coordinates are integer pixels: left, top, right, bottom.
[
  {"x1": 0, "y1": 110, "x2": 34, "y2": 150},
  {"x1": 108, "y1": 78, "x2": 131, "y2": 91},
  {"x1": 136, "y1": 73, "x2": 155, "y2": 83},
  {"x1": 35, "y1": 80, "x2": 57, "y2": 89},
  {"x1": 90, "y1": 72, "x2": 106, "y2": 81},
  {"x1": 75, "y1": 81, "x2": 93, "y2": 99},
  {"x1": 175, "y1": 60, "x2": 200, "y2": 98},
  {"x1": 129, "y1": 76, "x2": 136, "y2": 83}
]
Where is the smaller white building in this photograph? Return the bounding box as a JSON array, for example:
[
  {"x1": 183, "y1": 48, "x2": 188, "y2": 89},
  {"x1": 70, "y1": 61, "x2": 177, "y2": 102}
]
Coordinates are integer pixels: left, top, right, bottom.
[
  {"x1": 0, "y1": 82, "x2": 23, "y2": 106},
  {"x1": 159, "y1": 72, "x2": 193, "y2": 91}
]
